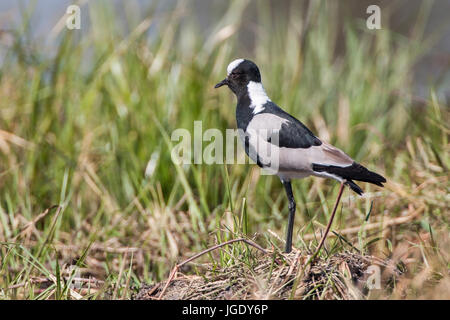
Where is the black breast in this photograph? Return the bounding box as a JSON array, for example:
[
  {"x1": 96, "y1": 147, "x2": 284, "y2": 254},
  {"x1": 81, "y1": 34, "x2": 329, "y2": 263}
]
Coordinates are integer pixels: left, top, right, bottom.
[{"x1": 235, "y1": 95, "x2": 254, "y2": 131}]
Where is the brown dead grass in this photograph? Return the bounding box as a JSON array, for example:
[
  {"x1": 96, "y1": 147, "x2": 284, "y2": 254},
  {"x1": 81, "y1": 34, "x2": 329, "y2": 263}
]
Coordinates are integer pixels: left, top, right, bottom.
[{"x1": 135, "y1": 250, "x2": 403, "y2": 300}]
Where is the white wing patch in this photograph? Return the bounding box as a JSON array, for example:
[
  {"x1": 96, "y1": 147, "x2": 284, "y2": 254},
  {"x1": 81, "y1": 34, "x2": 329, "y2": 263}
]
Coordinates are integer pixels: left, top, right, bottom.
[
  {"x1": 227, "y1": 59, "x2": 244, "y2": 75},
  {"x1": 312, "y1": 171, "x2": 344, "y2": 182},
  {"x1": 247, "y1": 81, "x2": 270, "y2": 114}
]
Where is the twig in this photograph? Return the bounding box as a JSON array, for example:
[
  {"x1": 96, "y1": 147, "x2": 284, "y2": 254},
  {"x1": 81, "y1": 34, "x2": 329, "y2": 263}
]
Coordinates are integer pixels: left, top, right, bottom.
[
  {"x1": 303, "y1": 203, "x2": 425, "y2": 241},
  {"x1": 24, "y1": 242, "x2": 142, "y2": 254},
  {"x1": 14, "y1": 205, "x2": 60, "y2": 241},
  {"x1": 157, "y1": 238, "x2": 273, "y2": 299},
  {"x1": 7, "y1": 276, "x2": 104, "y2": 290},
  {"x1": 312, "y1": 182, "x2": 345, "y2": 259}
]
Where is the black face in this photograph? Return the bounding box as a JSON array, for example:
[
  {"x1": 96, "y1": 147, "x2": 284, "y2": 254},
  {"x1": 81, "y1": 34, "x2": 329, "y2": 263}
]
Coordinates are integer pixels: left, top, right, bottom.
[{"x1": 215, "y1": 59, "x2": 261, "y2": 97}]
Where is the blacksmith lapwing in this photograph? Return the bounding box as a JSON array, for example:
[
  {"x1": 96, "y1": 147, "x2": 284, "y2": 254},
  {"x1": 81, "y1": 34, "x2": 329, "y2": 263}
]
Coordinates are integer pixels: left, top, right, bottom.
[{"x1": 215, "y1": 59, "x2": 386, "y2": 253}]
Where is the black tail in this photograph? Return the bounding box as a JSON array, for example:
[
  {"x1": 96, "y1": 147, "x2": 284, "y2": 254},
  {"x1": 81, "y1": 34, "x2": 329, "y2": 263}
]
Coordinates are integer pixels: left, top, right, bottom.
[
  {"x1": 312, "y1": 162, "x2": 386, "y2": 195},
  {"x1": 345, "y1": 180, "x2": 364, "y2": 195}
]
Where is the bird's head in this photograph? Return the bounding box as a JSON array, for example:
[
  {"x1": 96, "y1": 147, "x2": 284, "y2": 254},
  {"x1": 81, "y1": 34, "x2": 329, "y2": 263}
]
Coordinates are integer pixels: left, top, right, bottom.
[{"x1": 215, "y1": 59, "x2": 262, "y2": 96}]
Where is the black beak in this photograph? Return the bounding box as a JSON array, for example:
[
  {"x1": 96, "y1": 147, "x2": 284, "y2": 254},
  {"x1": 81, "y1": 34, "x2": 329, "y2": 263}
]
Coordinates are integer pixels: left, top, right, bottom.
[{"x1": 214, "y1": 79, "x2": 228, "y2": 88}]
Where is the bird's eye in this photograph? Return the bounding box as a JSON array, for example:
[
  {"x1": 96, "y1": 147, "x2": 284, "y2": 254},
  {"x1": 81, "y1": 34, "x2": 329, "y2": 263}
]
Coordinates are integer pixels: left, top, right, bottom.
[{"x1": 230, "y1": 72, "x2": 240, "y2": 78}]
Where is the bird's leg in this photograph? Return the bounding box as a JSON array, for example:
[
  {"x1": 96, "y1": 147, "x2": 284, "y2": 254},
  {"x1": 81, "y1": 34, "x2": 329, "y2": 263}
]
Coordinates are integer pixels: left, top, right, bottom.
[
  {"x1": 314, "y1": 182, "x2": 345, "y2": 258},
  {"x1": 282, "y1": 179, "x2": 296, "y2": 253}
]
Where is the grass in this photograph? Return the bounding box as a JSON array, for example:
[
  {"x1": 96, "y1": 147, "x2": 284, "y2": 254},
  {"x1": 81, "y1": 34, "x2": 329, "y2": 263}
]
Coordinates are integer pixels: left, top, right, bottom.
[{"x1": 0, "y1": 0, "x2": 449, "y2": 299}]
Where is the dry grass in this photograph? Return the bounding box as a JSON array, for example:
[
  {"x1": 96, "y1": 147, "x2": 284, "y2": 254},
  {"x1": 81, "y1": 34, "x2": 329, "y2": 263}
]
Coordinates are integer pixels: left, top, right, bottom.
[
  {"x1": 135, "y1": 249, "x2": 399, "y2": 300},
  {"x1": 0, "y1": 1, "x2": 449, "y2": 300}
]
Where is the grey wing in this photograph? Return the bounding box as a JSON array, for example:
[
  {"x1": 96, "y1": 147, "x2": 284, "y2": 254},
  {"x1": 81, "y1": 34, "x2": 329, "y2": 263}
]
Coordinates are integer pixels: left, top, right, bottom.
[{"x1": 244, "y1": 112, "x2": 354, "y2": 175}]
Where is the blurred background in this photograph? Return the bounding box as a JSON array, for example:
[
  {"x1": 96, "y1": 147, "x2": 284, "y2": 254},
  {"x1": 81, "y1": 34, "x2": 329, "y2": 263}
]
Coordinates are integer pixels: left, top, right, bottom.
[
  {"x1": 0, "y1": 0, "x2": 448, "y2": 299},
  {"x1": 1, "y1": 0, "x2": 449, "y2": 98}
]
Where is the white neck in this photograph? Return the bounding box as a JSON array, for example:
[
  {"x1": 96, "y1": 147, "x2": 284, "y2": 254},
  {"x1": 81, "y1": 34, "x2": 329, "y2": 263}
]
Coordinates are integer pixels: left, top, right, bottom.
[{"x1": 247, "y1": 81, "x2": 270, "y2": 114}]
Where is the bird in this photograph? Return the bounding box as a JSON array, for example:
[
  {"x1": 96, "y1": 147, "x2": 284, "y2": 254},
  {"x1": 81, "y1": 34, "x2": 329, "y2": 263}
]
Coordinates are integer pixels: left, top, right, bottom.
[{"x1": 215, "y1": 58, "x2": 386, "y2": 254}]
